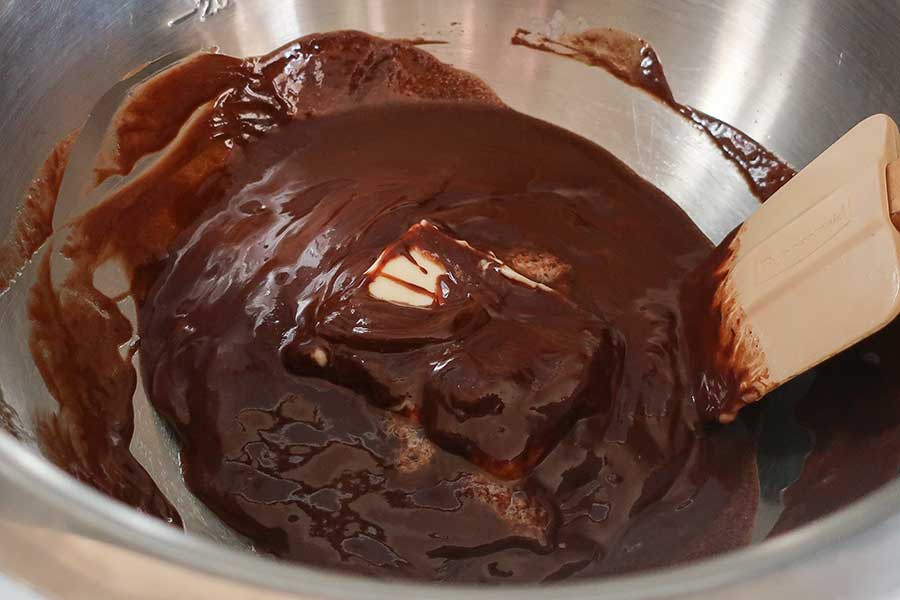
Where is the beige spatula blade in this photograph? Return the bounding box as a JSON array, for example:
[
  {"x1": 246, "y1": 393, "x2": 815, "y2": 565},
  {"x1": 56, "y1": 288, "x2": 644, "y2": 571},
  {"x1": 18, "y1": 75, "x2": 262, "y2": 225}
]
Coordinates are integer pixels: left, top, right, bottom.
[{"x1": 715, "y1": 114, "x2": 900, "y2": 421}]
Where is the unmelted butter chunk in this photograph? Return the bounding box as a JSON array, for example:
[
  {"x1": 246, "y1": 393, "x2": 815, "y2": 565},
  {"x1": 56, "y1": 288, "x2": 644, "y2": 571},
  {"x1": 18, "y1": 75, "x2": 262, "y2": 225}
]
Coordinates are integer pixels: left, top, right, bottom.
[
  {"x1": 286, "y1": 220, "x2": 625, "y2": 479},
  {"x1": 366, "y1": 225, "x2": 450, "y2": 307},
  {"x1": 365, "y1": 220, "x2": 553, "y2": 307}
]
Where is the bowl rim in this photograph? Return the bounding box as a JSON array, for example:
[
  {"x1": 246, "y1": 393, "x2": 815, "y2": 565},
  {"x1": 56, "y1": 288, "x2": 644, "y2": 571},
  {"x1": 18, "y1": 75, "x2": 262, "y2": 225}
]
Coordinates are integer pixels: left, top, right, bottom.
[{"x1": 0, "y1": 428, "x2": 898, "y2": 599}]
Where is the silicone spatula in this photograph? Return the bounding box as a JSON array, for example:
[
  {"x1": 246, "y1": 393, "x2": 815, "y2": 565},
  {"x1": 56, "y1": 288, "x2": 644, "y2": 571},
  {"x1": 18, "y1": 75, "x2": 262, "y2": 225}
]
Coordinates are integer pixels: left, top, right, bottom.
[{"x1": 690, "y1": 114, "x2": 900, "y2": 423}]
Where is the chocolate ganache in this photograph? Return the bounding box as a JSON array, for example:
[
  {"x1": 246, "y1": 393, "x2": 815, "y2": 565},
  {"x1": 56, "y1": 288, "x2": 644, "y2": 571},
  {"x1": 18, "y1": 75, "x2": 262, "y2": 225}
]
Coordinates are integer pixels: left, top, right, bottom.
[{"x1": 11, "y1": 29, "x2": 900, "y2": 584}]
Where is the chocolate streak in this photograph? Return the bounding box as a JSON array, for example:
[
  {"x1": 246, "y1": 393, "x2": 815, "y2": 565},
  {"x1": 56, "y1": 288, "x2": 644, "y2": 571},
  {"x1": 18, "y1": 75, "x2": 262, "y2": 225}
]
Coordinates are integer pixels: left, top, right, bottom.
[
  {"x1": 0, "y1": 131, "x2": 77, "y2": 293},
  {"x1": 511, "y1": 28, "x2": 796, "y2": 202}
]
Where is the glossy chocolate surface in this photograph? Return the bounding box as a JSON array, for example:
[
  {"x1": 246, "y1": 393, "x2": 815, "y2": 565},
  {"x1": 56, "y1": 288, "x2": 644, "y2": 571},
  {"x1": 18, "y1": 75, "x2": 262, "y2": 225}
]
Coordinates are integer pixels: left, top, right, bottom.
[{"x1": 11, "y1": 29, "x2": 900, "y2": 584}]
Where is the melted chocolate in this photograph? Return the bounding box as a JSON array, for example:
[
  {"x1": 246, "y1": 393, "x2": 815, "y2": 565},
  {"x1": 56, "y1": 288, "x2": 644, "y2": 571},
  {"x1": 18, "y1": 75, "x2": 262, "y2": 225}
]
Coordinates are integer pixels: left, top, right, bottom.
[
  {"x1": 26, "y1": 31, "x2": 500, "y2": 528},
  {"x1": 18, "y1": 30, "x2": 757, "y2": 580},
  {"x1": 138, "y1": 100, "x2": 757, "y2": 580},
  {"x1": 7, "y1": 26, "x2": 899, "y2": 585}
]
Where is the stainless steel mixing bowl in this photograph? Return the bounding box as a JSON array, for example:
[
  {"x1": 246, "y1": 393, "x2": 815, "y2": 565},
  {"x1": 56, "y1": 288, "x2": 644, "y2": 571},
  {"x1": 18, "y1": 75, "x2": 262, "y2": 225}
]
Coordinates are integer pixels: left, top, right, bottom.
[{"x1": 3, "y1": 1, "x2": 900, "y2": 598}]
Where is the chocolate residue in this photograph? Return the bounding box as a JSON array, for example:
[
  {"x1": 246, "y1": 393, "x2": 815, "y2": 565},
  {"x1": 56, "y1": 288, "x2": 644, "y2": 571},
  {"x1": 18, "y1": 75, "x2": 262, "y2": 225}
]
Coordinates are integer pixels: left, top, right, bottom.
[
  {"x1": 0, "y1": 131, "x2": 77, "y2": 293},
  {"x1": 280, "y1": 220, "x2": 626, "y2": 481},
  {"x1": 511, "y1": 28, "x2": 796, "y2": 201},
  {"x1": 28, "y1": 255, "x2": 181, "y2": 524}
]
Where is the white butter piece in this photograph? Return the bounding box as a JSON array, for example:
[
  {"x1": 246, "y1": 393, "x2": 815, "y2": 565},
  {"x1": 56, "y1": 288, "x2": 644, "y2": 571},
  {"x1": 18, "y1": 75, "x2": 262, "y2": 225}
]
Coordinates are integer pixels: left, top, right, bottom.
[
  {"x1": 310, "y1": 347, "x2": 329, "y2": 367},
  {"x1": 366, "y1": 221, "x2": 557, "y2": 308},
  {"x1": 366, "y1": 233, "x2": 448, "y2": 307}
]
